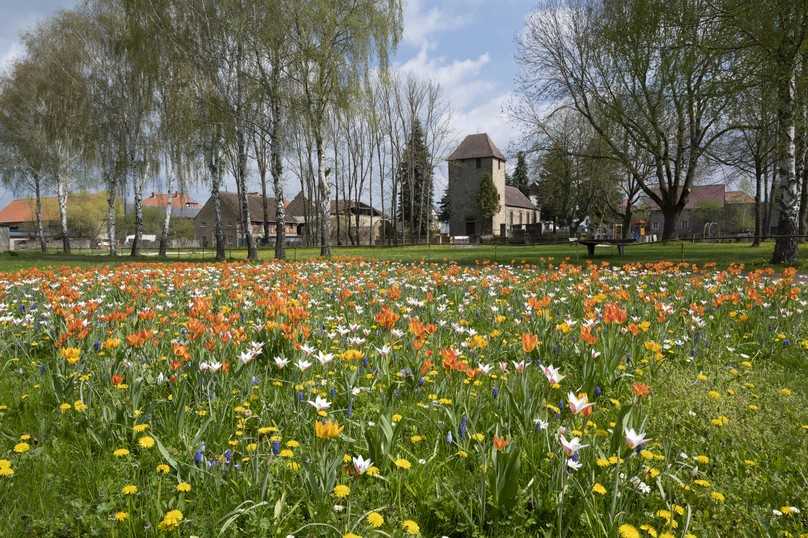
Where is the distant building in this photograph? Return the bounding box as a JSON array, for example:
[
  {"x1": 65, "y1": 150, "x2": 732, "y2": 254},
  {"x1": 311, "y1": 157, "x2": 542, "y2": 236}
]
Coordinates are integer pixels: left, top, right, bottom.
[
  {"x1": 446, "y1": 133, "x2": 539, "y2": 238},
  {"x1": 193, "y1": 192, "x2": 303, "y2": 247},
  {"x1": 643, "y1": 184, "x2": 755, "y2": 238},
  {"x1": 143, "y1": 192, "x2": 199, "y2": 209},
  {"x1": 286, "y1": 192, "x2": 387, "y2": 243}
]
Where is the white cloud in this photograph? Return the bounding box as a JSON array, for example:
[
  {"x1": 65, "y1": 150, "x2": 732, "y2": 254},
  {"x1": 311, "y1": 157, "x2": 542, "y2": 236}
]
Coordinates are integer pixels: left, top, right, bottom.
[{"x1": 402, "y1": 0, "x2": 471, "y2": 49}]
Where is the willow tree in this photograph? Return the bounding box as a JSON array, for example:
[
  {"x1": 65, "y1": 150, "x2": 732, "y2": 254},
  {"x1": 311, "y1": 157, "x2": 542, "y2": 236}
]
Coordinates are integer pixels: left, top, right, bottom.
[
  {"x1": 0, "y1": 62, "x2": 50, "y2": 253},
  {"x1": 289, "y1": 0, "x2": 402, "y2": 257},
  {"x1": 21, "y1": 12, "x2": 92, "y2": 254}
]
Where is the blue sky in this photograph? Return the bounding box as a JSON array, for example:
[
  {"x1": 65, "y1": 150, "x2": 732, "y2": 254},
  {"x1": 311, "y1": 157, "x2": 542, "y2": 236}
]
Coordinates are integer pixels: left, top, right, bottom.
[{"x1": 0, "y1": 0, "x2": 537, "y2": 206}]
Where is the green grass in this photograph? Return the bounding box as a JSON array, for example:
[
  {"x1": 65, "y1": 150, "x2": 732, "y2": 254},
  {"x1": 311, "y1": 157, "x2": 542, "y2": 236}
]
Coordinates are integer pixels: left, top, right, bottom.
[{"x1": 1, "y1": 241, "x2": 806, "y2": 273}]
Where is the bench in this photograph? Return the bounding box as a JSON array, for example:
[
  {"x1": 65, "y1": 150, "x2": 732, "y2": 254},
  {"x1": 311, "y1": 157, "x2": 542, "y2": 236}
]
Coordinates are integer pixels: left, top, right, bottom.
[{"x1": 576, "y1": 238, "x2": 636, "y2": 257}]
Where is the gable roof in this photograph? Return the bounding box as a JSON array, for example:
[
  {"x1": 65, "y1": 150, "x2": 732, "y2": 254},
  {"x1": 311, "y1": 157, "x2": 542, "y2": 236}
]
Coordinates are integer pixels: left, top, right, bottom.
[
  {"x1": 143, "y1": 192, "x2": 199, "y2": 208},
  {"x1": 0, "y1": 198, "x2": 42, "y2": 225},
  {"x1": 504, "y1": 186, "x2": 536, "y2": 209},
  {"x1": 447, "y1": 133, "x2": 506, "y2": 161},
  {"x1": 286, "y1": 192, "x2": 385, "y2": 218},
  {"x1": 725, "y1": 190, "x2": 754, "y2": 204},
  {"x1": 639, "y1": 184, "x2": 728, "y2": 211}
]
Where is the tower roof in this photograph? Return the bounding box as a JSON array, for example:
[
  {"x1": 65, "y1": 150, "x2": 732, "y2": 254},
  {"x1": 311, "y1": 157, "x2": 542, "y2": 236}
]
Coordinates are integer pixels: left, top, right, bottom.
[{"x1": 447, "y1": 133, "x2": 506, "y2": 161}]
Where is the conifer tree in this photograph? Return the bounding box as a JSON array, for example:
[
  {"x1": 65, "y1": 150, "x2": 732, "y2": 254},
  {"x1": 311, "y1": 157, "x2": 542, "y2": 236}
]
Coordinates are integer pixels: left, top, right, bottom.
[
  {"x1": 511, "y1": 151, "x2": 530, "y2": 195},
  {"x1": 397, "y1": 119, "x2": 433, "y2": 240}
]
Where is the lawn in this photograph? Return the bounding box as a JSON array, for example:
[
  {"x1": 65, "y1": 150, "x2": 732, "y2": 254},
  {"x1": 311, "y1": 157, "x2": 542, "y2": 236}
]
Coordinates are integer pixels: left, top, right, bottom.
[
  {"x1": 0, "y1": 258, "x2": 805, "y2": 536},
  {"x1": 2, "y1": 240, "x2": 807, "y2": 272}
]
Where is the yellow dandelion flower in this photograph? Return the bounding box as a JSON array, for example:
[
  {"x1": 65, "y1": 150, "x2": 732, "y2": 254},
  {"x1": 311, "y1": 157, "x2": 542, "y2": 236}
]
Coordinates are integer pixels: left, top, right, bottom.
[
  {"x1": 618, "y1": 524, "x2": 640, "y2": 538},
  {"x1": 13, "y1": 442, "x2": 30, "y2": 454},
  {"x1": 333, "y1": 484, "x2": 350, "y2": 498},
  {"x1": 401, "y1": 519, "x2": 420, "y2": 535},
  {"x1": 121, "y1": 484, "x2": 138, "y2": 495},
  {"x1": 158, "y1": 509, "x2": 183, "y2": 531},
  {"x1": 395, "y1": 458, "x2": 412, "y2": 470},
  {"x1": 176, "y1": 482, "x2": 191, "y2": 493},
  {"x1": 367, "y1": 511, "x2": 384, "y2": 528},
  {"x1": 114, "y1": 511, "x2": 128, "y2": 522},
  {"x1": 138, "y1": 436, "x2": 155, "y2": 449},
  {"x1": 113, "y1": 448, "x2": 130, "y2": 458},
  {"x1": 592, "y1": 483, "x2": 607, "y2": 495}
]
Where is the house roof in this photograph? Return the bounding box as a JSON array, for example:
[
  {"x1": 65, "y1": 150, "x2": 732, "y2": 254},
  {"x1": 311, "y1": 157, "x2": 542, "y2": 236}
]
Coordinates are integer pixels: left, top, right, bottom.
[
  {"x1": 447, "y1": 133, "x2": 506, "y2": 161},
  {"x1": 726, "y1": 190, "x2": 755, "y2": 204},
  {"x1": 286, "y1": 192, "x2": 385, "y2": 219},
  {"x1": 143, "y1": 192, "x2": 199, "y2": 208},
  {"x1": 640, "y1": 184, "x2": 729, "y2": 211},
  {"x1": 172, "y1": 207, "x2": 201, "y2": 219},
  {"x1": 216, "y1": 192, "x2": 281, "y2": 223},
  {"x1": 504, "y1": 186, "x2": 536, "y2": 209},
  {"x1": 0, "y1": 198, "x2": 41, "y2": 225}
]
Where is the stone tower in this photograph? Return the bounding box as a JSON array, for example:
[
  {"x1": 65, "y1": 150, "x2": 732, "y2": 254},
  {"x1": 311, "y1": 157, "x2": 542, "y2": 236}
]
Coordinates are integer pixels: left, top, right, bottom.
[{"x1": 447, "y1": 133, "x2": 507, "y2": 237}]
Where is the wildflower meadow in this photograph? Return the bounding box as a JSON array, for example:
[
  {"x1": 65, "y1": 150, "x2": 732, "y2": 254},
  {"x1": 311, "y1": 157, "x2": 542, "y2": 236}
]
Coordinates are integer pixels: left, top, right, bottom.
[{"x1": 0, "y1": 259, "x2": 805, "y2": 537}]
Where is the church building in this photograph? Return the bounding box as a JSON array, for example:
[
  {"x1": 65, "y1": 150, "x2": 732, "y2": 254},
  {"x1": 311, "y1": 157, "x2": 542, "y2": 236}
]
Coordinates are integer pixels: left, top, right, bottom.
[{"x1": 447, "y1": 133, "x2": 538, "y2": 238}]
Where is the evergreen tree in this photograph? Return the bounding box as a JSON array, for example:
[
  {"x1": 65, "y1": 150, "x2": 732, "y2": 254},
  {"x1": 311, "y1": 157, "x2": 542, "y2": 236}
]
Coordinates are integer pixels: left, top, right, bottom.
[
  {"x1": 511, "y1": 151, "x2": 530, "y2": 195},
  {"x1": 478, "y1": 172, "x2": 500, "y2": 234},
  {"x1": 397, "y1": 119, "x2": 433, "y2": 240},
  {"x1": 438, "y1": 189, "x2": 450, "y2": 222}
]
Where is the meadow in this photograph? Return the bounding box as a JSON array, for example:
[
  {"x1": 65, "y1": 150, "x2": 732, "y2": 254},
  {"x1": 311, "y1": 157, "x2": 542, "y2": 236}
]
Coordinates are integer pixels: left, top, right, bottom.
[{"x1": 0, "y1": 257, "x2": 805, "y2": 537}]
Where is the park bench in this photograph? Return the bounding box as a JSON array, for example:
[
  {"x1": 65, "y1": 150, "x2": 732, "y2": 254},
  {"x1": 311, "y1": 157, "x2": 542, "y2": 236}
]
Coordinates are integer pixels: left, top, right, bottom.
[{"x1": 576, "y1": 238, "x2": 636, "y2": 257}]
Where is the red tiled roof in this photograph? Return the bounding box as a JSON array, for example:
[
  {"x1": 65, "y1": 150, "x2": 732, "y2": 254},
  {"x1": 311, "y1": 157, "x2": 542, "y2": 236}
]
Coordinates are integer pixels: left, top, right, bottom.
[
  {"x1": 143, "y1": 192, "x2": 199, "y2": 208},
  {"x1": 0, "y1": 198, "x2": 39, "y2": 224},
  {"x1": 725, "y1": 190, "x2": 754, "y2": 204}
]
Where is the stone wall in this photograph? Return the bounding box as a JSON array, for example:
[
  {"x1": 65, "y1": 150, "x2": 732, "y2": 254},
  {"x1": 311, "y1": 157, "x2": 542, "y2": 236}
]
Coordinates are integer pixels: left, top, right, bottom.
[{"x1": 448, "y1": 157, "x2": 507, "y2": 237}]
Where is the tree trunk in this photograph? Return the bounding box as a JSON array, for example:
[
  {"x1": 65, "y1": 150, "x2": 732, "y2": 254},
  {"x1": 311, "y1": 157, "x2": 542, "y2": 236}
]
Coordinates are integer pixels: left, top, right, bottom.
[
  {"x1": 660, "y1": 207, "x2": 679, "y2": 241},
  {"x1": 315, "y1": 131, "x2": 331, "y2": 257},
  {"x1": 753, "y1": 158, "x2": 762, "y2": 247},
  {"x1": 799, "y1": 158, "x2": 808, "y2": 239},
  {"x1": 33, "y1": 174, "x2": 46, "y2": 254},
  {"x1": 270, "y1": 117, "x2": 286, "y2": 259},
  {"x1": 159, "y1": 194, "x2": 172, "y2": 258},
  {"x1": 622, "y1": 202, "x2": 632, "y2": 240},
  {"x1": 209, "y1": 148, "x2": 226, "y2": 261},
  {"x1": 106, "y1": 175, "x2": 118, "y2": 256},
  {"x1": 236, "y1": 129, "x2": 257, "y2": 261},
  {"x1": 130, "y1": 172, "x2": 144, "y2": 257},
  {"x1": 56, "y1": 175, "x2": 70, "y2": 255},
  {"x1": 772, "y1": 65, "x2": 799, "y2": 264},
  {"x1": 258, "y1": 155, "x2": 270, "y2": 243}
]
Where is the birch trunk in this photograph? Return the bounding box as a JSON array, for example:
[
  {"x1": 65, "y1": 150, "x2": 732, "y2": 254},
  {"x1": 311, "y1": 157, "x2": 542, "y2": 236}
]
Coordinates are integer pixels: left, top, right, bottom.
[
  {"x1": 316, "y1": 131, "x2": 331, "y2": 257},
  {"x1": 56, "y1": 175, "x2": 70, "y2": 254},
  {"x1": 107, "y1": 175, "x2": 118, "y2": 256},
  {"x1": 33, "y1": 173, "x2": 46, "y2": 254},
  {"x1": 209, "y1": 155, "x2": 226, "y2": 261},
  {"x1": 130, "y1": 171, "x2": 144, "y2": 257},
  {"x1": 772, "y1": 65, "x2": 799, "y2": 263},
  {"x1": 270, "y1": 124, "x2": 285, "y2": 259},
  {"x1": 159, "y1": 184, "x2": 173, "y2": 258}
]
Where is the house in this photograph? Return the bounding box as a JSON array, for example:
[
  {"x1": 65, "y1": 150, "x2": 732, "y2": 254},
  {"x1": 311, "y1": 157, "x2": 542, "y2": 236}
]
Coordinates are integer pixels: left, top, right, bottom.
[
  {"x1": 193, "y1": 192, "x2": 303, "y2": 247},
  {"x1": 143, "y1": 192, "x2": 199, "y2": 209},
  {"x1": 286, "y1": 192, "x2": 387, "y2": 243},
  {"x1": 446, "y1": 133, "x2": 539, "y2": 238},
  {"x1": 0, "y1": 192, "x2": 109, "y2": 242},
  {"x1": 645, "y1": 184, "x2": 755, "y2": 238}
]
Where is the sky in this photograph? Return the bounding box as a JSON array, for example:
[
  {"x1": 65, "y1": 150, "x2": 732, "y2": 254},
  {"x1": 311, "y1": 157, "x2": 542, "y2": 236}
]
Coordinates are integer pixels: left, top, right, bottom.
[{"x1": 0, "y1": 0, "x2": 537, "y2": 208}]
